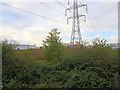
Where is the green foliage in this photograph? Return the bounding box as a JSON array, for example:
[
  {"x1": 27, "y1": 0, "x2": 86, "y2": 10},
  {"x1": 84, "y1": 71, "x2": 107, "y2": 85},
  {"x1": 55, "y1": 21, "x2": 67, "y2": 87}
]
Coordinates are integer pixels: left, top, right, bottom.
[
  {"x1": 43, "y1": 29, "x2": 64, "y2": 63},
  {"x1": 2, "y1": 40, "x2": 16, "y2": 87},
  {"x1": 92, "y1": 38, "x2": 109, "y2": 48},
  {"x1": 2, "y1": 40, "x2": 14, "y2": 60},
  {"x1": 2, "y1": 40, "x2": 38, "y2": 88},
  {"x1": 2, "y1": 38, "x2": 119, "y2": 88}
]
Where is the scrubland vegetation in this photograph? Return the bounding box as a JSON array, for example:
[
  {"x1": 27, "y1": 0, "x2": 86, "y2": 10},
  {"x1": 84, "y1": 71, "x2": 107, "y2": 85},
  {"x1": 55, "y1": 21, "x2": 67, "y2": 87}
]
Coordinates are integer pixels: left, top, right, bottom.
[{"x1": 1, "y1": 29, "x2": 119, "y2": 88}]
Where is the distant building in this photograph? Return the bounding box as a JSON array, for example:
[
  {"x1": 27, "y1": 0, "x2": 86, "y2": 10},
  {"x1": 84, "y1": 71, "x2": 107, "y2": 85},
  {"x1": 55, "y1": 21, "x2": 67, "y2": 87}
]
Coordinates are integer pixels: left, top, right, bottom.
[
  {"x1": 108, "y1": 43, "x2": 120, "y2": 49},
  {"x1": 63, "y1": 43, "x2": 81, "y2": 48},
  {"x1": 63, "y1": 43, "x2": 71, "y2": 47},
  {"x1": 63, "y1": 42, "x2": 120, "y2": 49},
  {"x1": 15, "y1": 44, "x2": 36, "y2": 50}
]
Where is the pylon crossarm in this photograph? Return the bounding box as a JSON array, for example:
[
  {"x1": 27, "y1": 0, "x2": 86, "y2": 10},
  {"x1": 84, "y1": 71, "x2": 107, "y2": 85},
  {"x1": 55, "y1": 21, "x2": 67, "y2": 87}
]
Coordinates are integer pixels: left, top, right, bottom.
[
  {"x1": 67, "y1": 16, "x2": 73, "y2": 24},
  {"x1": 78, "y1": 4, "x2": 87, "y2": 12},
  {"x1": 65, "y1": 6, "x2": 73, "y2": 16},
  {"x1": 78, "y1": 15, "x2": 85, "y2": 17},
  {"x1": 78, "y1": 4, "x2": 87, "y2": 8},
  {"x1": 78, "y1": 15, "x2": 86, "y2": 22},
  {"x1": 65, "y1": 0, "x2": 88, "y2": 45}
]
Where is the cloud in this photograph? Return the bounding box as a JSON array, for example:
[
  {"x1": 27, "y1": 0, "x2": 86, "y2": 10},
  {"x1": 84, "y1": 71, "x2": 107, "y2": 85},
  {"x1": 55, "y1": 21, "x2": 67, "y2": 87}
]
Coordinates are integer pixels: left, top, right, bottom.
[
  {"x1": 0, "y1": 1, "x2": 118, "y2": 46},
  {"x1": 1, "y1": 26, "x2": 50, "y2": 46},
  {"x1": 108, "y1": 33, "x2": 118, "y2": 43},
  {"x1": 2, "y1": 0, "x2": 119, "y2": 2},
  {"x1": 87, "y1": 2, "x2": 118, "y2": 31}
]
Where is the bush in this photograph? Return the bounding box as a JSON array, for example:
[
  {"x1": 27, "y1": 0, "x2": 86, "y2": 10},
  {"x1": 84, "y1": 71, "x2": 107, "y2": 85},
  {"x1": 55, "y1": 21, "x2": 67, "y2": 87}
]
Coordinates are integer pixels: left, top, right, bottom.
[
  {"x1": 2, "y1": 39, "x2": 119, "y2": 88},
  {"x1": 43, "y1": 29, "x2": 64, "y2": 63},
  {"x1": 2, "y1": 40, "x2": 16, "y2": 87},
  {"x1": 2, "y1": 40, "x2": 39, "y2": 88}
]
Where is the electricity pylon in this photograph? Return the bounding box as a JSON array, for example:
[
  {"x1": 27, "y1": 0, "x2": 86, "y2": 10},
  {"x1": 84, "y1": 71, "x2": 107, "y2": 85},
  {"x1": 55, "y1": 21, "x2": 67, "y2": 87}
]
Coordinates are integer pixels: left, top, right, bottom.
[{"x1": 65, "y1": 0, "x2": 87, "y2": 45}]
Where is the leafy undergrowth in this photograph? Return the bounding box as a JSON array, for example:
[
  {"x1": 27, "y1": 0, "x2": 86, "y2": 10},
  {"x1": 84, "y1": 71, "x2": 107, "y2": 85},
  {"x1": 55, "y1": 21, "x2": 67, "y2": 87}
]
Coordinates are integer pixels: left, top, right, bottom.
[{"x1": 2, "y1": 43, "x2": 119, "y2": 88}]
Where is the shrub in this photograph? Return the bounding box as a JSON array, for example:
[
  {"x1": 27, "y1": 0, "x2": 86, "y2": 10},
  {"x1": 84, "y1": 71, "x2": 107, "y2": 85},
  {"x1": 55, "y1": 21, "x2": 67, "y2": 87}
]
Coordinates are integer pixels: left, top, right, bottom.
[
  {"x1": 43, "y1": 29, "x2": 64, "y2": 63},
  {"x1": 2, "y1": 39, "x2": 119, "y2": 88},
  {"x1": 2, "y1": 40, "x2": 16, "y2": 87}
]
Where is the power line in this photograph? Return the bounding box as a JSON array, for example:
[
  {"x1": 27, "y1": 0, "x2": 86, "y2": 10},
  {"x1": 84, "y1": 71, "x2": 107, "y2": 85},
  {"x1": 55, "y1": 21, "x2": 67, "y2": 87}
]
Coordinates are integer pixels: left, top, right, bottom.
[
  {"x1": 78, "y1": 15, "x2": 95, "y2": 39},
  {"x1": 56, "y1": 1, "x2": 73, "y2": 15},
  {"x1": 56, "y1": 1, "x2": 67, "y2": 9},
  {"x1": 65, "y1": 0, "x2": 87, "y2": 45},
  {"x1": 81, "y1": 0, "x2": 85, "y2": 4},
  {"x1": 64, "y1": 0, "x2": 68, "y2": 5},
  {"x1": 64, "y1": 0, "x2": 73, "y2": 13},
  {"x1": 64, "y1": 0, "x2": 95, "y2": 40},
  {"x1": 80, "y1": 0, "x2": 97, "y2": 35},
  {"x1": 87, "y1": 13, "x2": 97, "y2": 34},
  {"x1": 1, "y1": 2, "x2": 67, "y2": 25},
  {"x1": 38, "y1": 2, "x2": 65, "y2": 16},
  {"x1": 84, "y1": 20, "x2": 95, "y2": 38}
]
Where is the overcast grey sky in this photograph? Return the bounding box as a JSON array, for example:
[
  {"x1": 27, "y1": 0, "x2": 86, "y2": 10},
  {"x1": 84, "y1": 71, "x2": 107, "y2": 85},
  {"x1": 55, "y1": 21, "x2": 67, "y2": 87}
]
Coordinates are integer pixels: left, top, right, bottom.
[{"x1": 0, "y1": 0, "x2": 119, "y2": 46}]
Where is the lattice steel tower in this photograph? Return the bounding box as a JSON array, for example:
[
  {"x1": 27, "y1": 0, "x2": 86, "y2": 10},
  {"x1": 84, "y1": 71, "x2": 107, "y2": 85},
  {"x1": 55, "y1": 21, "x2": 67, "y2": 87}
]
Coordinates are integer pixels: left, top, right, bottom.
[{"x1": 65, "y1": 0, "x2": 87, "y2": 45}]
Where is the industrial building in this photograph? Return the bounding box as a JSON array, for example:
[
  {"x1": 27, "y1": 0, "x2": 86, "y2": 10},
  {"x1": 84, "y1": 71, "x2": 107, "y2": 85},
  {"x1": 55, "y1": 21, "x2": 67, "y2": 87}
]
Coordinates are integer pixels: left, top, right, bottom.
[{"x1": 15, "y1": 44, "x2": 36, "y2": 50}]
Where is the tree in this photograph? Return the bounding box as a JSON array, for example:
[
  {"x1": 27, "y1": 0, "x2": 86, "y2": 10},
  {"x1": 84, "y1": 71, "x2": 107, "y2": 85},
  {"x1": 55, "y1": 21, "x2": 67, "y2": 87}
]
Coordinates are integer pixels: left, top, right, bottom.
[
  {"x1": 91, "y1": 38, "x2": 114, "y2": 61},
  {"x1": 81, "y1": 40, "x2": 90, "y2": 48},
  {"x1": 43, "y1": 29, "x2": 64, "y2": 62},
  {"x1": 92, "y1": 38, "x2": 109, "y2": 47},
  {"x1": 43, "y1": 29, "x2": 64, "y2": 63}
]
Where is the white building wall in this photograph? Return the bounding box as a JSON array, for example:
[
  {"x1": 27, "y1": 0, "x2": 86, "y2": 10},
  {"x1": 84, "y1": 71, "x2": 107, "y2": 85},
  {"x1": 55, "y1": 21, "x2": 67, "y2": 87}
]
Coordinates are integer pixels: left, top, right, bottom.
[
  {"x1": 108, "y1": 43, "x2": 120, "y2": 49},
  {"x1": 15, "y1": 44, "x2": 36, "y2": 50}
]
